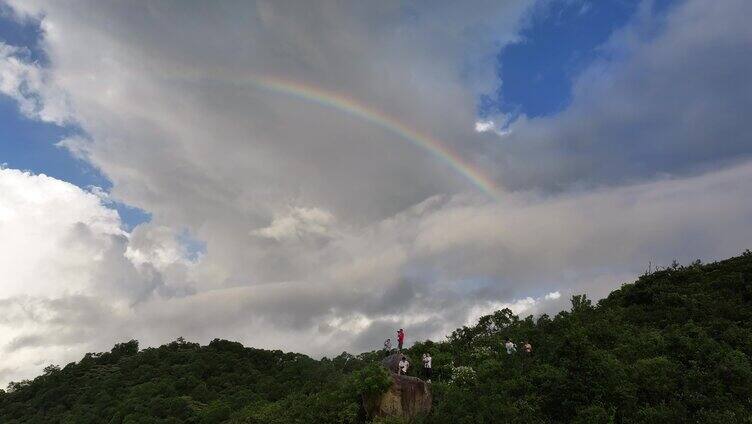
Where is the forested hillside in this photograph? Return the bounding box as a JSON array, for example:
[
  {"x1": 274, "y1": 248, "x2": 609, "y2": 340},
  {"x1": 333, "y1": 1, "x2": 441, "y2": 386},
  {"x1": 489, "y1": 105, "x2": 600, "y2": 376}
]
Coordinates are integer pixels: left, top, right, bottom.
[{"x1": 2, "y1": 251, "x2": 752, "y2": 423}]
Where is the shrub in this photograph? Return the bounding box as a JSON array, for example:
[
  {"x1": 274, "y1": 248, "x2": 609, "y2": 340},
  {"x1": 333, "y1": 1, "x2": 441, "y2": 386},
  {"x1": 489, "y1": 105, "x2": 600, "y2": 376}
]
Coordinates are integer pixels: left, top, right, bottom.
[
  {"x1": 449, "y1": 366, "x2": 477, "y2": 387},
  {"x1": 354, "y1": 363, "x2": 392, "y2": 397}
]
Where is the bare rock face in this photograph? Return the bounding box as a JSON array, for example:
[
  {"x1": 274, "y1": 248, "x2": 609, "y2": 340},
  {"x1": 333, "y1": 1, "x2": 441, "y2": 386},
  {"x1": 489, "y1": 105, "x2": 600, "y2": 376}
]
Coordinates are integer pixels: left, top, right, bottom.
[{"x1": 364, "y1": 354, "x2": 432, "y2": 419}]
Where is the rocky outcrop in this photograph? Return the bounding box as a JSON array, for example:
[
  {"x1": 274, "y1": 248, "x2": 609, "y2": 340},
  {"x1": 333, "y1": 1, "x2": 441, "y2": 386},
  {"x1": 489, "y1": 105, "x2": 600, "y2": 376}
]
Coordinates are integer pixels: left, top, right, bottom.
[{"x1": 364, "y1": 353, "x2": 432, "y2": 420}]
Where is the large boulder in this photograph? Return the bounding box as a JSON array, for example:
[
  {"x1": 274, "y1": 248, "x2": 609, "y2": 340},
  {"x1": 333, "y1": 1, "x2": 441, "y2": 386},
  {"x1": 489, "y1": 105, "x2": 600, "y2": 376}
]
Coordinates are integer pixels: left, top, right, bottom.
[{"x1": 364, "y1": 354, "x2": 432, "y2": 419}]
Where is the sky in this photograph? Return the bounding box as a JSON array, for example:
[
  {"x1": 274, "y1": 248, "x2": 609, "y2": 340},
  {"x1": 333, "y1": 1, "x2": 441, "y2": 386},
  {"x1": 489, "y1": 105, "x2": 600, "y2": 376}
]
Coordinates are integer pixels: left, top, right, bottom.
[{"x1": 0, "y1": 0, "x2": 751, "y2": 386}]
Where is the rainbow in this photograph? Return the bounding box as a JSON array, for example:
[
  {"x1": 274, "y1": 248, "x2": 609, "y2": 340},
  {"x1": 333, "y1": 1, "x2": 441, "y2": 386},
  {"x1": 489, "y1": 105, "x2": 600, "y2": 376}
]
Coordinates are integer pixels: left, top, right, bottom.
[{"x1": 251, "y1": 76, "x2": 502, "y2": 200}]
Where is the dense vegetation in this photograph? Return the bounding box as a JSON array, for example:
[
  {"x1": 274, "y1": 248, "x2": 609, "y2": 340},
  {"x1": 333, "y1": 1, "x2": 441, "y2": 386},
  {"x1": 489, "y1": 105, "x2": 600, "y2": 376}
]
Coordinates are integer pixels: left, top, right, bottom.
[{"x1": 2, "y1": 251, "x2": 752, "y2": 423}]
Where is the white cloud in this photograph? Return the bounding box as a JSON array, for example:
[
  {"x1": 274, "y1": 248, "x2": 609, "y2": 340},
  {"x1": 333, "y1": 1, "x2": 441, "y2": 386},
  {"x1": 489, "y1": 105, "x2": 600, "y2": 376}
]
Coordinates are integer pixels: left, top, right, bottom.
[
  {"x1": 0, "y1": 42, "x2": 70, "y2": 124},
  {"x1": 0, "y1": 168, "x2": 124, "y2": 298},
  {"x1": 474, "y1": 119, "x2": 511, "y2": 136},
  {"x1": 0, "y1": 168, "x2": 199, "y2": 385},
  {"x1": 544, "y1": 291, "x2": 561, "y2": 301},
  {"x1": 475, "y1": 120, "x2": 496, "y2": 132},
  {"x1": 251, "y1": 206, "x2": 335, "y2": 242},
  {"x1": 0, "y1": 169, "x2": 129, "y2": 383}
]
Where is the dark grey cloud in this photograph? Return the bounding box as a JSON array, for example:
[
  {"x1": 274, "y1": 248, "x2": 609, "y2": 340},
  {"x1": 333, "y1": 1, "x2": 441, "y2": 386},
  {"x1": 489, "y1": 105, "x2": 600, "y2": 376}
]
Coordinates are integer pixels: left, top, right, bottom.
[{"x1": 494, "y1": 0, "x2": 752, "y2": 191}]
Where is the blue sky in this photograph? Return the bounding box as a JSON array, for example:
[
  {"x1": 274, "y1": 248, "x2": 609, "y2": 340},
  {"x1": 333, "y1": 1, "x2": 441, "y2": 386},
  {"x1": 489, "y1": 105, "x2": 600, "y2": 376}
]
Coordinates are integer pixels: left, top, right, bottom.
[
  {"x1": 484, "y1": 0, "x2": 676, "y2": 119},
  {"x1": 491, "y1": 0, "x2": 638, "y2": 118}
]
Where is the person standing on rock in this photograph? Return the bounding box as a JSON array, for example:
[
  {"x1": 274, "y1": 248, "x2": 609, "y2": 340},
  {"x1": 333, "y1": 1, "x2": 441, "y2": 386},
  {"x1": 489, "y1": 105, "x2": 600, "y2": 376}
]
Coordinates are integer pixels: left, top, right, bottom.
[
  {"x1": 384, "y1": 338, "x2": 392, "y2": 354},
  {"x1": 397, "y1": 329, "x2": 405, "y2": 350},
  {"x1": 398, "y1": 355, "x2": 410, "y2": 375},
  {"x1": 422, "y1": 353, "x2": 432, "y2": 383}
]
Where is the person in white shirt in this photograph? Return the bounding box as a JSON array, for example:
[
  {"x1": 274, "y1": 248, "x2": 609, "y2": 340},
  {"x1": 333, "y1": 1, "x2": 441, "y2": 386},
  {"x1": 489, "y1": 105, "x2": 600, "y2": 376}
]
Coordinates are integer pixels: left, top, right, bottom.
[
  {"x1": 398, "y1": 356, "x2": 409, "y2": 375},
  {"x1": 504, "y1": 338, "x2": 517, "y2": 355},
  {"x1": 422, "y1": 353, "x2": 432, "y2": 383}
]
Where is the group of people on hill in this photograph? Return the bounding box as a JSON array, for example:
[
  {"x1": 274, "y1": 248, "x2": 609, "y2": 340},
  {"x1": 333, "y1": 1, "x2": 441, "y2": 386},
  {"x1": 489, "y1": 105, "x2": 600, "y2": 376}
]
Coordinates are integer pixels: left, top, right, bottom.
[
  {"x1": 504, "y1": 338, "x2": 532, "y2": 355},
  {"x1": 382, "y1": 328, "x2": 433, "y2": 382},
  {"x1": 382, "y1": 328, "x2": 530, "y2": 382}
]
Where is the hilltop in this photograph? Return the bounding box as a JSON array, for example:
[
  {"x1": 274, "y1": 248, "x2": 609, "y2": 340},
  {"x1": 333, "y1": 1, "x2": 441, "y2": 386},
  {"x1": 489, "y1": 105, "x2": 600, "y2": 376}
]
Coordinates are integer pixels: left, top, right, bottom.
[{"x1": 2, "y1": 251, "x2": 752, "y2": 423}]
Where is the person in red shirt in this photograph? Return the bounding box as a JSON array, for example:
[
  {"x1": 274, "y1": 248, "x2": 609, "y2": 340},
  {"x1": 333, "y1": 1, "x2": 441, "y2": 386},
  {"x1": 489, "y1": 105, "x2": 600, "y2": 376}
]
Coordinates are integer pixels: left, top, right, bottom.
[{"x1": 397, "y1": 328, "x2": 405, "y2": 350}]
